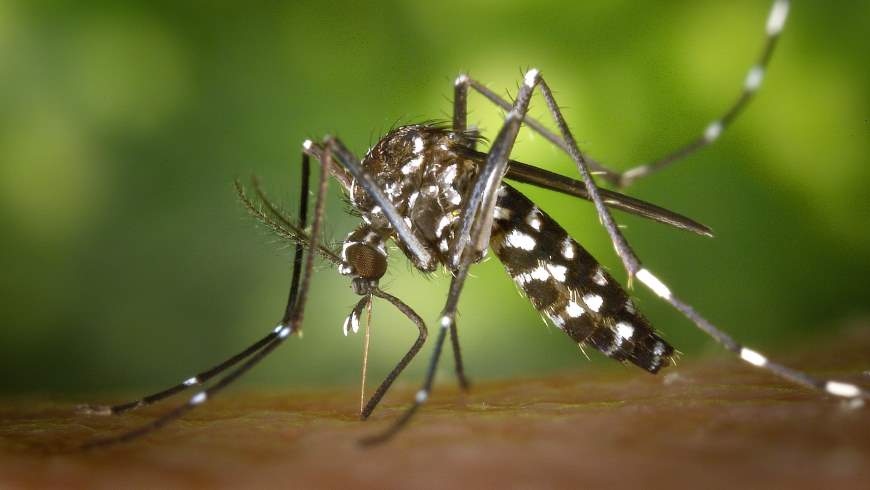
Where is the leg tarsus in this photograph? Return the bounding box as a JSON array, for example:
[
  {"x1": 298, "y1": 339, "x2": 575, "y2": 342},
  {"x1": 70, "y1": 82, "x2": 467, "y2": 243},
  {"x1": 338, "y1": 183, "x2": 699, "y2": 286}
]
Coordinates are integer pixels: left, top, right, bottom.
[{"x1": 449, "y1": 322, "x2": 471, "y2": 392}]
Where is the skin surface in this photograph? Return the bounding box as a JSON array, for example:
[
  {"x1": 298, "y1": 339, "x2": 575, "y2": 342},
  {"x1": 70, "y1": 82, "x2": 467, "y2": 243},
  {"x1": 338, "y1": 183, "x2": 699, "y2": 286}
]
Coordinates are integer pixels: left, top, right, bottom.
[{"x1": 1, "y1": 326, "x2": 868, "y2": 490}]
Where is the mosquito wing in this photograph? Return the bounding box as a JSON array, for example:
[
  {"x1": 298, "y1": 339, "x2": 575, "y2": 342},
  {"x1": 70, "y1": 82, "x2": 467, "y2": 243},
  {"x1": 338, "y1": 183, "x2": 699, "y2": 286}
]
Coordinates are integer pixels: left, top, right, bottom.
[{"x1": 457, "y1": 148, "x2": 712, "y2": 237}]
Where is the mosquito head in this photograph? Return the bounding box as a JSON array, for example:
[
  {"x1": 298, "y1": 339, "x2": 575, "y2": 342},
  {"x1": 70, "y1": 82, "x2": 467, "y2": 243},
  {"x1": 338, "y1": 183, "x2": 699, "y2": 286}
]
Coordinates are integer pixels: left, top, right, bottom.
[
  {"x1": 345, "y1": 242, "x2": 388, "y2": 282},
  {"x1": 340, "y1": 226, "x2": 389, "y2": 294}
]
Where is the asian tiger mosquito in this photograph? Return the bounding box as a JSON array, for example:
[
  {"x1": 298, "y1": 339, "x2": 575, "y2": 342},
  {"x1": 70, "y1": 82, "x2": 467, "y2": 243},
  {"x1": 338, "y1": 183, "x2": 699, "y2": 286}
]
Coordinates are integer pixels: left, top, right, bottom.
[{"x1": 77, "y1": 0, "x2": 867, "y2": 449}]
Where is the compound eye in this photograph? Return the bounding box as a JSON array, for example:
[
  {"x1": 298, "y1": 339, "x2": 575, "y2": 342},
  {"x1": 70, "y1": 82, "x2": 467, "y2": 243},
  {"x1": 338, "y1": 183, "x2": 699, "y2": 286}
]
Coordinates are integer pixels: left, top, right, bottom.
[{"x1": 345, "y1": 243, "x2": 387, "y2": 280}]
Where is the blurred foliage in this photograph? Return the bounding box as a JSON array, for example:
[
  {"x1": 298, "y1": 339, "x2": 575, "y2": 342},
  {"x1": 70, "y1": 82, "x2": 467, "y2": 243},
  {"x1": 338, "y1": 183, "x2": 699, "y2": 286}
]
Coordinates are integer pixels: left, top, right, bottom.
[{"x1": 1, "y1": 0, "x2": 868, "y2": 395}]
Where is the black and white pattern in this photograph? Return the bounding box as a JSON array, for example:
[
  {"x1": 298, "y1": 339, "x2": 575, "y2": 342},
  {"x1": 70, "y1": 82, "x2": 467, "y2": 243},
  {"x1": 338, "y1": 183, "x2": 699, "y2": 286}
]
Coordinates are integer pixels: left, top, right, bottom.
[
  {"x1": 347, "y1": 124, "x2": 676, "y2": 372},
  {"x1": 349, "y1": 125, "x2": 485, "y2": 271},
  {"x1": 490, "y1": 183, "x2": 674, "y2": 372}
]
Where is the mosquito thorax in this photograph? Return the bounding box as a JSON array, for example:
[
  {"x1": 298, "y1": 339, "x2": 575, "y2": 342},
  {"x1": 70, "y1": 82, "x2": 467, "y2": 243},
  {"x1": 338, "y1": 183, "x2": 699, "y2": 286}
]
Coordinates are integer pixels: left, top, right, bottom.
[{"x1": 349, "y1": 124, "x2": 483, "y2": 273}]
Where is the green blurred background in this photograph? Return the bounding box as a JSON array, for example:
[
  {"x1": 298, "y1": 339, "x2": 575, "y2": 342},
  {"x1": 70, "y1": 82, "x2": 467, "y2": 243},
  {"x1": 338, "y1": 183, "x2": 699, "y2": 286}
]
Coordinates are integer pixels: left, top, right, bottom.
[{"x1": 1, "y1": 1, "x2": 868, "y2": 397}]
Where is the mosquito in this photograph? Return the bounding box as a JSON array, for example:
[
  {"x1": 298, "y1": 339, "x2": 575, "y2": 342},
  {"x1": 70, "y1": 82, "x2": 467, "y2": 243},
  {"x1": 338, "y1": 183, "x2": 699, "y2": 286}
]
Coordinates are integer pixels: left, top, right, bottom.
[{"x1": 77, "y1": 0, "x2": 866, "y2": 449}]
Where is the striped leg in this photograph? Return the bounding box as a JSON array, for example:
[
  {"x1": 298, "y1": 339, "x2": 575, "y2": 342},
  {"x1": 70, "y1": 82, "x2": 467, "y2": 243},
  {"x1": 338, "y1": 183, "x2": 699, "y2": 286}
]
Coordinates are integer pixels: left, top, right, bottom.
[
  {"x1": 81, "y1": 139, "x2": 332, "y2": 449},
  {"x1": 77, "y1": 151, "x2": 314, "y2": 418},
  {"x1": 454, "y1": 0, "x2": 791, "y2": 188},
  {"x1": 636, "y1": 268, "x2": 867, "y2": 402},
  {"x1": 616, "y1": 0, "x2": 791, "y2": 187},
  {"x1": 443, "y1": 76, "x2": 482, "y2": 393},
  {"x1": 76, "y1": 332, "x2": 281, "y2": 417}
]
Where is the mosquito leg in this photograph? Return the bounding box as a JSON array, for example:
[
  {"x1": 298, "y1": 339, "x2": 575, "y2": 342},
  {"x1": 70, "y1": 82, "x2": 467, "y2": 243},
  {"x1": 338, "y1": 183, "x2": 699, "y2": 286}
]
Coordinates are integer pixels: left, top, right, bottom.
[
  {"x1": 359, "y1": 267, "x2": 469, "y2": 446},
  {"x1": 281, "y1": 152, "x2": 311, "y2": 323},
  {"x1": 81, "y1": 333, "x2": 289, "y2": 449},
  {"x1": 76, "y1": 332, "x2": 280, "y2": 416},
  {"x1": 81, "y1": 140, "x2": 331, "y2": 449},
  {"x1": 316, "y1": 136, "x2": 462, "y2": 400},
  {"x1": 453, "y1": 74, "x2": 469, "y2": 135},
  {"x1": 634, "y1": 268, "x2": 868, "y2": 402},
  {"x1": 616, "y1": 0, "x2": 791, "y2": 187},
  {"x1": 78, "y1": 149, "x2": 314, "y2": 417},
  {"x1": 448, "y1": 322, "x2": 471, "y2": 391},
  {"x1": 461, "y1": 1, "x2": 790, "y2": 188},
  {"x1": 449, "y1": 70, "x2": 553, "y2": 392},
  {"x1": 360, "y1": 288, "x2": 428, "y2": 420},
  {"x1": 439, "y1": 75, "x2": 476, "y2": 391},
  {"x1": 452, "y1": 74, "x2": 480, "y2": 151}
]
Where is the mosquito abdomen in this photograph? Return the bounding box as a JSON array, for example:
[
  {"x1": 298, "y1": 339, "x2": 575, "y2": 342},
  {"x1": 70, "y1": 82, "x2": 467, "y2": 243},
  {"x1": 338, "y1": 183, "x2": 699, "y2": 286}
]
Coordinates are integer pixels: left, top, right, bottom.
[{"x1": 490, "y1": 184, "x2": 675, "y2": 373}]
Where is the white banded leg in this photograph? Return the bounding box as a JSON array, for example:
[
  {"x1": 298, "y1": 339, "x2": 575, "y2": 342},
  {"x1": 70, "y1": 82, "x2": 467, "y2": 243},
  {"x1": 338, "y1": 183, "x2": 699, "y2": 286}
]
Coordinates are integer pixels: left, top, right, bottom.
[
  {"x1": 81, "y1": 138, "x2": 333, "y2": 449},
  {"x1": 634, "y1": 267, "x2": 867, "y2": 402},
  {"x1": 454, "y1": 0, "x2": 791, "y2": 189},
  {"x1": 76, "y1": 329, "x2": 281, "y2": 416},
  {"x1": 77, "y1": 148, "x2": 318, "y2": 418},
  {"x1": 617, "y1": 0, "x2": 790, "y2": 187}
]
